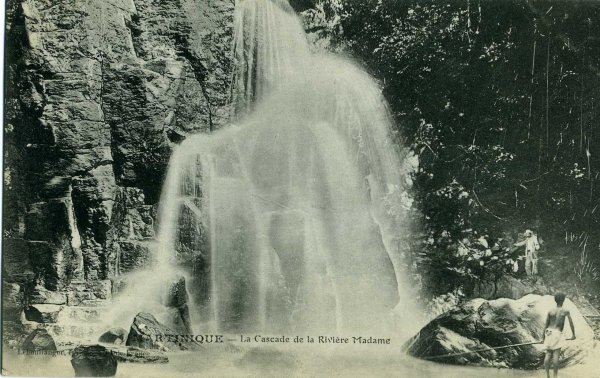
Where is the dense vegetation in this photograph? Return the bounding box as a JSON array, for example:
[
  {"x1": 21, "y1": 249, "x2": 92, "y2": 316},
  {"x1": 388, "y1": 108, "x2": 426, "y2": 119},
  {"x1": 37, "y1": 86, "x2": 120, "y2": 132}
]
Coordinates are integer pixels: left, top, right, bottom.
[{"x1": 311, "y1": 0, "x2": 600, "y2": 298}]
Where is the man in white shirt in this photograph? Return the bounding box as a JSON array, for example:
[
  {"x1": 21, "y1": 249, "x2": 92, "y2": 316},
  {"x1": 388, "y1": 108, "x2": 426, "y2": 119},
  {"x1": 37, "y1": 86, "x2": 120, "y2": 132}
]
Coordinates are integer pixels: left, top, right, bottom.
[{"x1": 514, "y1": 229, "x2": 540, "y2": 276}]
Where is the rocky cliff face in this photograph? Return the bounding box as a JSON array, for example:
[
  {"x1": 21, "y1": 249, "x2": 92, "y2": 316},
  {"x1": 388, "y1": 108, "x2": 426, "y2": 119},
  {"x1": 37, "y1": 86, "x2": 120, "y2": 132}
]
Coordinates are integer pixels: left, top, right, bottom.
[{"x1": 3, "y1": 0, "x2": 235, "y2": 328}]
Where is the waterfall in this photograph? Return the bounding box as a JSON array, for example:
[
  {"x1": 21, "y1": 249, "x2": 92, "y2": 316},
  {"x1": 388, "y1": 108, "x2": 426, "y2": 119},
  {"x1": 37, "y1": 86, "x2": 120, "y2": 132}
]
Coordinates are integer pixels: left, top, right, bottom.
[
  {"x1": 229, "y1": 0, "x2": 310, "y2": 116},
  {"x1": 108, "y1": 0, "x2": 419, "y2": 337}
]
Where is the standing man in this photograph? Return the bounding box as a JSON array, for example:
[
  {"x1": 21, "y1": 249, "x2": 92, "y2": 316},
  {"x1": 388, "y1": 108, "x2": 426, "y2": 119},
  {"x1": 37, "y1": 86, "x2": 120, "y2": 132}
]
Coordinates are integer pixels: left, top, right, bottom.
[
  {"x1": 542, "y1": 292, "x2": 576, "y2": 378},
  {"x1": 514, "y1": 229, "x2": 540, "y2": 276}
]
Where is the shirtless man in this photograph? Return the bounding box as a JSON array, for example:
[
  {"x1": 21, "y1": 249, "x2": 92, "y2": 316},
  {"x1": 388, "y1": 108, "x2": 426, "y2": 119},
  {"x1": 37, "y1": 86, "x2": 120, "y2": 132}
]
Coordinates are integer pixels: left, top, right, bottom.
[{"x1": 542, "y1": 293, "x2": 576, "y2": 378}]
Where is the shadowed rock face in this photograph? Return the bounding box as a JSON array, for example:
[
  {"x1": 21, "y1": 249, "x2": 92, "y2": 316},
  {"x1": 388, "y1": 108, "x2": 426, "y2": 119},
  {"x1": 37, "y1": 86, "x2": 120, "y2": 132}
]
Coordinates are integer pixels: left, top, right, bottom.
[
  {"x1": 406, "y1": 295, "x2": 595, "y2": 369},
  {"x1": 3, "y1": 0, "x2": 235, "y2": 323}
]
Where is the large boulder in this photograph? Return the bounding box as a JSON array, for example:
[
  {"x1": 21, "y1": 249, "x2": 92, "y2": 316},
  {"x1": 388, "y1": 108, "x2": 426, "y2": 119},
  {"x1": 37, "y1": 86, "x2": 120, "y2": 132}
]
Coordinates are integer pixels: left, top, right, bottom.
[
  {"x1": 71, "y1": 345, "x2": 118, "y2": 377},
  {"x1": 21, "y1": 328, "x2": 57, "y2": 351},
  {"x1": 406, "y1": 294, "x2": 595, "y2": 369},
  {"x1": 125, "y1": 312, "x2": 200, "y2": 351}
]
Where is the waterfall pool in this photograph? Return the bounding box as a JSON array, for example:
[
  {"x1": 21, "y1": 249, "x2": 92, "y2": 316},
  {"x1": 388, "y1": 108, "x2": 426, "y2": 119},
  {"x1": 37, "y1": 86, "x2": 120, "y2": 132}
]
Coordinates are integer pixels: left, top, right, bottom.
[{"x1": 4, "y1": 343, "x2": 598, "y2": 377}]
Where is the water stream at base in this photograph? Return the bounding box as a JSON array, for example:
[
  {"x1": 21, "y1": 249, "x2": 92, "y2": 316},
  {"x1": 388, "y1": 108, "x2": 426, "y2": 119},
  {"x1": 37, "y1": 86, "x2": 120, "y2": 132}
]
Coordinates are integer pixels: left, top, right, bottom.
[{"x1": 6, "y1": 346, "x2": 600, "y2": 378}]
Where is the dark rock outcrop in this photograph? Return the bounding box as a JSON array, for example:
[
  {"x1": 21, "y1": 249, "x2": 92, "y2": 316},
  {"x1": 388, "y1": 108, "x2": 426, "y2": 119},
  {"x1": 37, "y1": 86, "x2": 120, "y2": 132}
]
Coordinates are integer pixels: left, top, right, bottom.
[
  {"x1": 3, "y1": 321, "x2": 28, "y2": 349},
  {"x1": 2, "y1": 239, "x2": 35, "y2": 285},
  {"x1": 3, "y1": 0, "x2": 235, "y2": 318},
  {"x1": 494, "y1": 276, "x2": 549, "y2": 299},
  {"x1": 162, "y1": 276, "x2": 193, "y2": 333},
  {"x1": 406, "y1": 294, "x2": 595, "y2": 369},
  {"x1": 467, "y1": 275, "x2": 549, "y2": 300},
  {"x1": 3, "y1": 283, "x2": 24, "y2": 321},
  {"x1": 21, "y1": 328, "x2": 57, "y2": 351},
  {"x1": 99, "y1": 328, "x2": 128, "y2": 345},
  {"x1": 24, "y1": 304, "x2": 63, "y2": 323},
  {"x1": 125, "y1": 312, "x2": 200, "y2": 351},
  {"x1": 71, "y1": 345, "x2": 118, "y2": 377},
  {"x1": 289, "y1": 0, "x2": 317, "y2": 12},
  {"x1": 164, "y1": 276, "x2": 188, "y2": 308}
]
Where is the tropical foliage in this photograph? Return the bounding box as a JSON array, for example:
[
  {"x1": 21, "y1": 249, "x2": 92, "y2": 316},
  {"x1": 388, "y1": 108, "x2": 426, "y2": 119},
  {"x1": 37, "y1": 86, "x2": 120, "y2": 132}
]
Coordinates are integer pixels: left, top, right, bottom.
[{"x1": 310, "y1": 0, "x2": 600, "y2": 296}]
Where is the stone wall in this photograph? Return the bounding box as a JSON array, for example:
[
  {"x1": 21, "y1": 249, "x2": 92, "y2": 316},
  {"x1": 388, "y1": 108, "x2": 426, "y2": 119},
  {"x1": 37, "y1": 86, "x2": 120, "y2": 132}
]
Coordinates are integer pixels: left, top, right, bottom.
[{"x1": 3, "y1": 0, "x2": 235, "y2": 323}]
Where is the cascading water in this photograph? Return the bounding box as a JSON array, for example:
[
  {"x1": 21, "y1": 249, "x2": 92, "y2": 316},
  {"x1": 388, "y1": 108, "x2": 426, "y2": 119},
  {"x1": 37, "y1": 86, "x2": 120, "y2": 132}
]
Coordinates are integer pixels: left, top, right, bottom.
[
  {"x1": 109, "y1": 0, "x2": 419, "y2": 337},
  {"x1": 229, "y1": 0, "x2": 310, "y2": 116}
]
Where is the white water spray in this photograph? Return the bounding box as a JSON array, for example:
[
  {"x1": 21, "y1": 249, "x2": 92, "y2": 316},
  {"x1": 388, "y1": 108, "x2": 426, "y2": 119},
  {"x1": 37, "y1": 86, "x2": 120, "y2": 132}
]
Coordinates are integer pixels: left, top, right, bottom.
[{"x1": 110, "y1": 0, "x2": 419, "y2": 337}]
